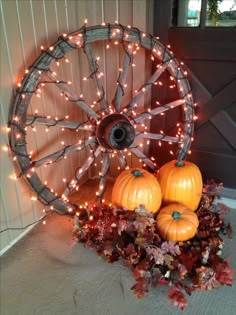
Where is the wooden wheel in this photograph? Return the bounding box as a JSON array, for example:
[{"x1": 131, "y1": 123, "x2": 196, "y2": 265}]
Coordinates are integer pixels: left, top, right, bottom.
[{"x1": 9, "y1": 23, "x2": 195, "y2": 214}]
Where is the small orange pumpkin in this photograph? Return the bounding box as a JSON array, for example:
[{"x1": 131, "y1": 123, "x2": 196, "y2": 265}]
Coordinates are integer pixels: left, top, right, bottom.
[
  {"x1": 156, "y1": 203, "x2": 199, "y2": 241},
  {"x1": 158, "y1": 160, "x2": 203, "y2": 211},
  {"x1": 112, "y1": 168, "x2": 162, "y2": 213}
]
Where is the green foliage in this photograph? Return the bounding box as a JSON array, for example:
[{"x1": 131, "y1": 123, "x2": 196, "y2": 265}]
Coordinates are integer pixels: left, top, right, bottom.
[{"x1": 207, "y1": 0, "x2": 223, "y2": 24}]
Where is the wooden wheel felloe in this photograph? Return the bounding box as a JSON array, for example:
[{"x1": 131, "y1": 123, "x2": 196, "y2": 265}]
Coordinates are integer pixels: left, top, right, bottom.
[{"x1": 9, "y1": 23, "x2": 195, "y2": 214}]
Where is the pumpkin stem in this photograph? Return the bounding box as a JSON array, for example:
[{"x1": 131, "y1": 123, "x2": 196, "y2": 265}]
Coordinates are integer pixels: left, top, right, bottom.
[
  {"x1": 172, "y1": 211, "x2": 181, "y2": 220},
  {"x1": 131, "y1": 169, "x2": 142, "y2": 177},
  {"x1": 175, "y1": 160, "x2": 185, "y2": 167}
]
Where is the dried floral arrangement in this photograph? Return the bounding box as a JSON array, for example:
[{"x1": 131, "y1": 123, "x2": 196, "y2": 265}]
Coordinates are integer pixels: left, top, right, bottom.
[{"x1": 72, "y1": 179, "x2": 234, "y2": 310}]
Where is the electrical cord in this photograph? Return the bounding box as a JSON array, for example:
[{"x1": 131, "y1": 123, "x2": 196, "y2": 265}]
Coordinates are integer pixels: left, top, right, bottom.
[{"x1": 0, "y1": 213, "x2": 48, "y2": 234}]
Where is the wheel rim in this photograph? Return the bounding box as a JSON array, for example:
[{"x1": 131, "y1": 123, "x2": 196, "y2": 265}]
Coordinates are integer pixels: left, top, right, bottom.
[{"x1": 8, "y1": 23, "x2": 195, "y2": 214}]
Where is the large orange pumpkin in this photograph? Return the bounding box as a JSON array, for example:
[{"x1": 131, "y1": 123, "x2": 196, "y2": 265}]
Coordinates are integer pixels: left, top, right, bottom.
[
  {"x1": 156, "y1": 203, "x2": 199, "y2": 241},
  {"x1": 112, "y1": 168, "x2": 162, "y2": 213},
  {"x1": 158, "y1": 160, "x2": 203, "y2": 211}
]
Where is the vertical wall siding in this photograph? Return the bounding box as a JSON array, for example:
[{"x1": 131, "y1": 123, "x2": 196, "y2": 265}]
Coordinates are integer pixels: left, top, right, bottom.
[{"x1": 0, "y1": 0, "x2": 153, "y2": 254}]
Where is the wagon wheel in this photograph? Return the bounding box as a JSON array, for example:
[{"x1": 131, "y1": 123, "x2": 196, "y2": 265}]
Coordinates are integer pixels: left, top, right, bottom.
[{"x1": 9, "y1": 23, "x2": 195, "y2": 214}]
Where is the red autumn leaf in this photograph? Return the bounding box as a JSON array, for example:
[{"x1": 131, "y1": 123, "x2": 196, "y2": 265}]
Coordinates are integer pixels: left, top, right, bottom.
[
  {"x1": 178, "y1": 253, "x2": 199, "y2": 273},
  {"x1": 133, "y1": 266, "x2": 143, "y2": 280},
  {"x1": 131, "y1": 277, "x2": 149, "y2": 298},
  {"x1": 123, "y1": 244, "x2": 141, "y2": 266},
  {"x1": 127, "y1": 252, "x2": 141, "y2": 265},
  {"x1": 74, "y1": 200, "x2": 233, "y2": 307},
  {"x1": 103, "y1": 240, "x2": 114, "y2": 256},
  {"x1": 136, "y1": 257, "x2": 151, "y2": 271},
  {"x1": 124, "y1": 243, "x2": 135, "y2": 256},
  {"x1": 168, "y1": 286, "x2": 188, "y2": 310},
  {"x1": 118, "y1": 219, "x2": 128, "y2": 235},
  {"x1": 215, "y1": 259, "x2": 234, "y2": 286}
]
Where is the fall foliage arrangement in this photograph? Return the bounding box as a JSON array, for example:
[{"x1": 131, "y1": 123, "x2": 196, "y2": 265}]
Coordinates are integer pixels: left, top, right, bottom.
[{"x1": 72, "y1": 162, "x2": 234, "y2": 310}]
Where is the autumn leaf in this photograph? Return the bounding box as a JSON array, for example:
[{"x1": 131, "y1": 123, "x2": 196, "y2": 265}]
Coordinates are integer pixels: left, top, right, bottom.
[
  {"x1": 146, "y1": 246, "x2": 165, "y2": 265},
  {"x1": 123, "y1": 244, "x2": 141, "y2": 265},
  {"x1": 177, "y1": 263, "x2": 188, "y2": 280},
  {"x1": 135, "y1": 258, "x2": 152, "y2": 273},
  {"x1": 168, "y1": 286, "x2": 188, "y2": 310},
  {"x1": 163, "y1": 254, "x2": 174, "y2": 268},
  {"x1": 135, "y1": 230, "x2": 154, "y2": 246},
  {"x1": 161, "y1": 241, "x2": 181, "y2": 256},
  {"x1": 195, "y1": 266, "x2": 219, "y2": 291},
  {"x1": 103, "y1": 240, "x2": 114, "y2": 256},
  {"x1": 124, "y1": 243, "x2": 135, "y2": 256},
  {"x1": 178, "y1": 252, "x2": 199, "y2": 273},
  {"x1": 215, "y1": 259, "x2": 234, "y2": 286},
  {"x1": 131, "y1": 277, "x2": 149, "y2": 298},
  {"x1": 133, "y1": 266, "x2": 142, "y2": 280},
  {"x1": 135, "y1": 205, "x2": 155, "y2": 224},
  {"x1": 74, "y1": 195, "x2": 233, "y2": 308},
  {"x1": 118, "y1": 219, "x2": 128, "y2": 235},
  {"x1": 134, "y1": 217, "x2": 150, "y2": 232}
]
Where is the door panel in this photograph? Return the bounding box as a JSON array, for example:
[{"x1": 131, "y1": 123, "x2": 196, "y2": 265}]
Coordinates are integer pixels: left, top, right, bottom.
[{"x1": 151, "y1": 0, "x2": 236, "y2": 189}]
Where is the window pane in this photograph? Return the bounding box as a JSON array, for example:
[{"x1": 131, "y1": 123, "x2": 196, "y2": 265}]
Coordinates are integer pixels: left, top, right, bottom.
[
  {"x1": 172, "y1": 0, "x2": 202, "y2": 27},
  {"x1": 206, "y1": 0, "x2": 236, "y2": 27}
]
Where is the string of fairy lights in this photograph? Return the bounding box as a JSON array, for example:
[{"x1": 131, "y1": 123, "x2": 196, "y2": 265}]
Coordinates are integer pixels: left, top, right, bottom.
[{"x1": 1, "y1": 20, "x2": 197, "y2": 232}]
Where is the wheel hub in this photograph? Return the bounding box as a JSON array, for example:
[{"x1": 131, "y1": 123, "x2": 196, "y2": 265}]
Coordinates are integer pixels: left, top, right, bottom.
[{"x1": 96, "y1": 113, "x2": 135, "y2": 150}]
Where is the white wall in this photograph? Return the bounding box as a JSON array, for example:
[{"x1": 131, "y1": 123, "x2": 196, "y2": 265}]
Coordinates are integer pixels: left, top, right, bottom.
[{"x1": 0, "y1": 0, "x2": 153, "y2": 254}]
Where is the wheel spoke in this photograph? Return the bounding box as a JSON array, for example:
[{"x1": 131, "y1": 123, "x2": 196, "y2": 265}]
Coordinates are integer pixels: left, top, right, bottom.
[
  {"x1": 45, "y1": 72, "x2": 100, "y2": 120},
  {"x1": 31, "y1": 137, "x2": 96, "y2": 169},
  {"x1": 114, "y1": 44, "x2": 133, "y2": 112},
  {"x1": 139, "y1": 132, "x2": 181, "y2": 143},
  {"x1": 117, "y1": 151, "x2": 127, "y2": 170},
  {"x1": 26, "y1": 115, "x2": 94, "y2": 131},
  {"x1": 9, "y1": 24, "x2": 195, "y2": 215},
  {"x1": 97, "y1": 151, "x2": 110, "y2": 199},
  {"x1": 63, "y1": 145, "x2": 102, "y2": 197},
  {"x1": 129, "y1": 147, "x2": 157, "y2": 170},
  {"x1": 84, "y1": 43, "x2": 108, "y2": 113},
  {"x1": 124, "y1": 63, "x2": 168, "y2": 115},
  {"x1": 133, "y1": 99, "x2": 185, "y2": 123}
]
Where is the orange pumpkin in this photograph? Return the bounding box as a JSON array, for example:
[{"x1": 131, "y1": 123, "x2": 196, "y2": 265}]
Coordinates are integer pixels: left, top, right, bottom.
[
  {"x1": 112, "y1": 168, "x2": 162, "y2": 213},
  {"x1": 158, "y1": 160, "x2": 203, "y2": 211},
  {"x1": 156, "y1": 203, "x2": 199, "y2": 241}
]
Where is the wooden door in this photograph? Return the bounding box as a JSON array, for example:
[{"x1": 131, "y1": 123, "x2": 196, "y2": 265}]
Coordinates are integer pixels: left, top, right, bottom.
[{"x1": 151, "y1": 0, "x2": 236, "y2": 189}]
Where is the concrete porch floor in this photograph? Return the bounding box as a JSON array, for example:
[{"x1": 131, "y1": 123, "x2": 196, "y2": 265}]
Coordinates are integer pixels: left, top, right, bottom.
[{"x1": 1, "y1": 182, "x2": 236, "y2": 315}]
